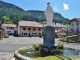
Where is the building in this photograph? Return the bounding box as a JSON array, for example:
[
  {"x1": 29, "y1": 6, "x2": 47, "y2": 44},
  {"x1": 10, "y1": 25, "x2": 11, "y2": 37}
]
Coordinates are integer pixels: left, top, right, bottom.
[
  {"x1": 54, "y1": 22, "x2": 67, "y2": 33},
  {"x1": 1, "y1": 24, "x2": 16, "y2": 35},
  {"x1": 69, "y1": 18, "x2": 80, "y2": 34},
  {"x1": 17, "y1": 21, "x2": 43, "y2": 37},
  {"x1": 53, "y1": 23, "x2": 67, "y2": 37}
]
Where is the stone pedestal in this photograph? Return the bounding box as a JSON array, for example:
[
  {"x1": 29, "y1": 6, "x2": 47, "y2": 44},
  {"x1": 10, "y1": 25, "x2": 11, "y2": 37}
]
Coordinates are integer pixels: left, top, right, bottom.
[
  {"x1": 40, "y1": 2, "x2": 55, "y2": 57},
  {"x1": 40, "y1": 26, "x2": 55, "y2": 56},
  {"x1": 43, "y1": 26, "x2": 55, "y2": 47}
]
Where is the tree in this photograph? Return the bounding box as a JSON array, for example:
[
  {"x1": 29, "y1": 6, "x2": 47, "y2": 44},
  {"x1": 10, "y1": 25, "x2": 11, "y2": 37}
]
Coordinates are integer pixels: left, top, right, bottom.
[{"x1": 1, "y1": 16, "x2": 14, "y2": 24}]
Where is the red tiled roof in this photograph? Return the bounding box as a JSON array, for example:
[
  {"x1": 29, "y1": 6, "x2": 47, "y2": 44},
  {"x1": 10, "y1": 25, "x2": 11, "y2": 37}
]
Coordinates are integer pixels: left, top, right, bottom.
[
  {"x1": 18, "y1": 21, "x2": 42, "y2": 27},
  {"x1": 2, "y1": 24, "x2": 16, "y2": 27}
]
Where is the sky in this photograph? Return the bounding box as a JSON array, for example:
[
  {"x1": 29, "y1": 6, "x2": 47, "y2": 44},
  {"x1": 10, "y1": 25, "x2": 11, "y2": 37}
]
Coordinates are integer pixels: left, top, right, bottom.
[{"x1": 2, "y1": 0, "x2": 80, "y2": 19}]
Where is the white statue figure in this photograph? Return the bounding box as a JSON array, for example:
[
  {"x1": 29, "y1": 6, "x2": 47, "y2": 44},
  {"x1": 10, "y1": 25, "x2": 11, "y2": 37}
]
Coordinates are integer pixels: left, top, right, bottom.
[{"x1": 44, "y1": 2, "x2": 54, "y2": 27}]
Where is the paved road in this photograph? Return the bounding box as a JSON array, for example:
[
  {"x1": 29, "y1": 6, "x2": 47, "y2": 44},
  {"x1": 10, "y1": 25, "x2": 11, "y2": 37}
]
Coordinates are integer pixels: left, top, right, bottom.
[{"x1": 0, "y1": 36, "x2": 43, "y2": 52}]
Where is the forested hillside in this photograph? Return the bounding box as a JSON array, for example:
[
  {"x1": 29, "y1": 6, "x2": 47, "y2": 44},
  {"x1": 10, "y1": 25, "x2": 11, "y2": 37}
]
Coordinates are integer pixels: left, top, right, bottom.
[{"x1": 0, "y1": 1, "x2": 70, "y2": 26}]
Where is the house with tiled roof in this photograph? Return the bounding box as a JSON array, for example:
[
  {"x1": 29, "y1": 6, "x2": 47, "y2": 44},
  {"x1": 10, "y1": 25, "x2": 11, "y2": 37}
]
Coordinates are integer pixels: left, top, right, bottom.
[
  {"x1": 69, "y1": 18, "x2": 80, "y2": 34},
  {"x1": 17, "y1": 21, "x2": 43, "y2": 36},
  {"x1": 53, "y1": 22, "x2": 67, "y2": 37},
  {"x1": 53, "y1": 22, "x2": 67, "y2": 33},
  {"x1": 1, "y1": 24, "x2": 16, "y2": 35}
]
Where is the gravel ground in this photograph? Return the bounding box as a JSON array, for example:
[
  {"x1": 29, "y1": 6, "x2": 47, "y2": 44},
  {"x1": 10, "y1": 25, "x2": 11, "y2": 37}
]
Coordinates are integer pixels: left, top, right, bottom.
[{"x1": 0, "y1": 52, "x2": 14, "y2": 60}]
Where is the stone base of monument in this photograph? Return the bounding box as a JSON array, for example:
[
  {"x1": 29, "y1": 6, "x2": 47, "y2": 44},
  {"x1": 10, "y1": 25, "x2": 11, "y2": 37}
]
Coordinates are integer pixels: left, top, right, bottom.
[
  {"x1": 40, "y1": 45, "x2": 60, "y2": 57},
  {"x1": 40, "y1": 26, "x2": 56, "y2": 57}
]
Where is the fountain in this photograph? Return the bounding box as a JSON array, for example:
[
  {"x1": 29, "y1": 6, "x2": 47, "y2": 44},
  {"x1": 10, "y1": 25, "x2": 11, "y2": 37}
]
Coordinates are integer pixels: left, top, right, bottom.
[{"x1": 14, "y1": 2, "x2": 62, "y2": 60}]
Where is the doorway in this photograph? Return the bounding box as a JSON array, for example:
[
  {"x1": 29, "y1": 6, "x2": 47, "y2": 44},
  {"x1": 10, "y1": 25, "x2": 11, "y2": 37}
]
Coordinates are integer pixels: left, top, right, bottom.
[{"x1": 28, "y1": 33, "x2": 30, "y2": 37}]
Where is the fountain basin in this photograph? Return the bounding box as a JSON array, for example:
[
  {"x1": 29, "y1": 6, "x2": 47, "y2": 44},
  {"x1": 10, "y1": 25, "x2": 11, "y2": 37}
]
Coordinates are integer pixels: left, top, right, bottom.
[
  {"x1": 14, "y1": 46, "x2": 80, "y2": 60},
  {"x1": 63, "y1": 48, "x2": 80, "y2": 59},
  {"x1": 14, "y1": 47, "x2": 32, "y2": 60}
]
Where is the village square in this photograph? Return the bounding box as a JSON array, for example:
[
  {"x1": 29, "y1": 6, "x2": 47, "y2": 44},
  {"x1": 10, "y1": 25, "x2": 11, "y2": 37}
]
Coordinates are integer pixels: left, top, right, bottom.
[{"x1": 0, "y1": 0, "x2": 80, "y2": 60}]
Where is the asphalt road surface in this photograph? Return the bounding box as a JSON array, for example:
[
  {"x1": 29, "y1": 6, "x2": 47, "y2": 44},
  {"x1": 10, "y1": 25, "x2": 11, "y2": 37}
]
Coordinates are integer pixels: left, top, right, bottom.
[{"x1": 0, "y1": 36, "x2": 43, "y2": 52}]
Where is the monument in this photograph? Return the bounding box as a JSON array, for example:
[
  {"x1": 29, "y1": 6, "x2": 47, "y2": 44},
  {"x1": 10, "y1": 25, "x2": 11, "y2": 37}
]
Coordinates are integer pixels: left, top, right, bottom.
[
  {"x1": 40, "y1": 2, "x2": 55, "y2": 56},
  {"x1": 43, "y1": 2, "x2": 55, "y2": 47}
]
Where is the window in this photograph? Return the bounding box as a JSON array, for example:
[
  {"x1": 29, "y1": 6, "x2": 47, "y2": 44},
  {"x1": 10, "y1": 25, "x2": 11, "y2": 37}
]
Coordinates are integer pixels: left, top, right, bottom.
[
  {"x1": 33, "y1": 28, "x2": 36, "y2": 31},
  {"x1": 32, "y1": 33, "x2": 36, "y2": 34},
  {"x1": 9, "y1": 27, "x2": 11, "y2": 29},
  {"x1": 24, "y1": 33, "x2": 27, "y2": 35},
  {"x1": 7, "y1": 27, "x2": 11, "y2": 29},
  {"x1": 32, "y1": 33, "x2": 36, "y2": 35},
  {"x1": 28, "y1": 28, "x2": 31, "y2": 30},
  {"x1": 39, "y1": 33, "x2": 41, "y2": 35},
  {"x1": 38, "y1": 28, "x2": 41, "y2": 31},
  {"x1": 7, "y1": 27, "x2": 8, "y2": 29},
  {"x1": 72, "y1": 24, "x2": 73, "y2": 26},
  {"x1": 7, "y1": 31, "x2": 11, "y2": 34},
  {"x1": 22, "y1": 33, "x2": 23, "y2": 35},
  {"x1": 23, "y1": 28, "x2": 26, "y2": 30},
  {"x1": 25, "y1": 33, "x2": 27, "y2": 35},
  {"x1": 11, "y1": 27, "x2": 13, "y2": 29},
  {"x1": 13, "y1": 27, "x2": 14, "y2": 29},
  {"x1": 76, "y1": 22, "x2": 78, "y2": 25}
]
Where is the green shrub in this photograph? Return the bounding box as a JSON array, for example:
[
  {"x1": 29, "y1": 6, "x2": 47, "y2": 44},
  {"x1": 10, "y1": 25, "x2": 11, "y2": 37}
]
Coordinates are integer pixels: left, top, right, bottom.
[
  {"x1": 57, "y1": 43, "x2": 64, "y2": 49},
  {"x1": 32, "y1": 43, "x2": 42, "y2": 51},
  {"x1": 51, "y1": 49, "x2": 60, "y2": 55},
  {"x1": 67, "y1": 39, "x2": 72, "y2": 43},
  {"x1": 59, "y1": 38, "x2": 66, "y2": 42},
  {"x1": 77, "y1": 39, "x2": 80, "y2": 42}
]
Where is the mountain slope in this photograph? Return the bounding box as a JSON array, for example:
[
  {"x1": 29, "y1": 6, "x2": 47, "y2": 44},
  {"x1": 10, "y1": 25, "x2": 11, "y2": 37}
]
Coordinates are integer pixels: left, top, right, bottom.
[
  {"x1": 0, "y1": 1, "x2": 69, "y2": 25},
  {"x1": 27, "y1": 10, "x2": 69, "y2": 24}
]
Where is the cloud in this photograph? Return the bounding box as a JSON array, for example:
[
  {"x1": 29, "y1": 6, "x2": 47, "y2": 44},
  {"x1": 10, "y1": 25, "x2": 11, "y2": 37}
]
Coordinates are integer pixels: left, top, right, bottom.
[
  {"x1": 54, "y1": 6, "x2": 59, "y2": 11},
  {"x1": 63, "y1": 3, "x2": 69, "y2": 10}
]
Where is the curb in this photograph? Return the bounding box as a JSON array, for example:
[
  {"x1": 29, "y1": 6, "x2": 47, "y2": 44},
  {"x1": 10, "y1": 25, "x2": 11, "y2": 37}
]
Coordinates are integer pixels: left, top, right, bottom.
[{"x1": 14, "y1": 46, "x2": 32, "y2": 60}]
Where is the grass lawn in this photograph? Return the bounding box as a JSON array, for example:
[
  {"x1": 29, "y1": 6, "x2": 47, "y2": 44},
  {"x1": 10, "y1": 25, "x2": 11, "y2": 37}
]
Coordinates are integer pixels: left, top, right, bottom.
[{"x1": 33, "y1": 56, "x2": 61, "y2": 60}]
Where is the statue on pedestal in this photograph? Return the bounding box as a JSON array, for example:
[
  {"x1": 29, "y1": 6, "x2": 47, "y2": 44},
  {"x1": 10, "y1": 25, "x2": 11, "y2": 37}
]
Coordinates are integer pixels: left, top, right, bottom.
[
  {"x1": 43, "y1": 2, "x2": 55, "y2": 47},
  {"x1": 40, "y1": 2, "x2": 55, "y2": 56}
]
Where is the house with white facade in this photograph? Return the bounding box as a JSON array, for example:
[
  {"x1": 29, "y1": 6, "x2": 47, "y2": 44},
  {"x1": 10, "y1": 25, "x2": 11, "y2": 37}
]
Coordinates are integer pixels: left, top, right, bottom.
[
  {"x1": 54, "y1": 22, "x2": 67, "y2": 33},
  {"x1": 1, "y1": 24, "x2": 16, "y2": 35},
  {"x1": 54, "y1": 22, "x2": 67, "y2": 37},
  {"x1": 17, "y1": 21, "x2": 43, "y2": 37},
  {"x1": 69, "y1": 18, "x2": 80, "y2": 34}
]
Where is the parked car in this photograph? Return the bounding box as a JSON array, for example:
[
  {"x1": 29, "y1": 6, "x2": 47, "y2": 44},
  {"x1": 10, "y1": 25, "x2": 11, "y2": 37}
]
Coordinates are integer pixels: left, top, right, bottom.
[{"x1": 4, "y1": 33, "x2": 9, "y2": 38}]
